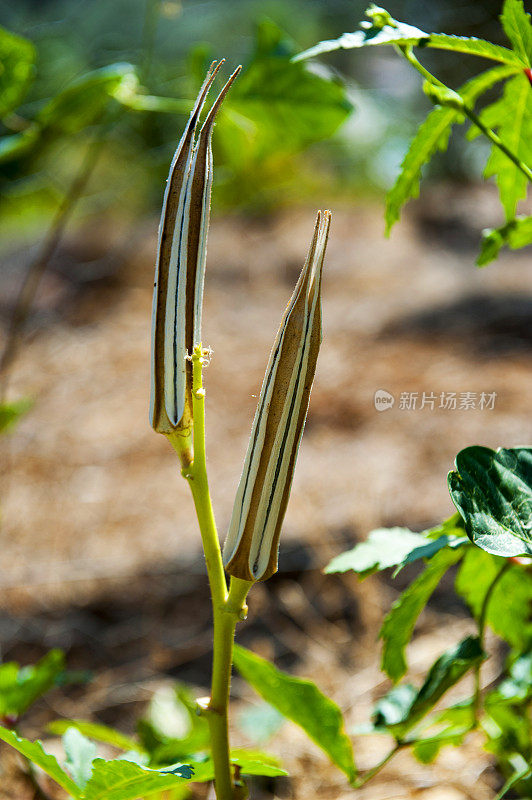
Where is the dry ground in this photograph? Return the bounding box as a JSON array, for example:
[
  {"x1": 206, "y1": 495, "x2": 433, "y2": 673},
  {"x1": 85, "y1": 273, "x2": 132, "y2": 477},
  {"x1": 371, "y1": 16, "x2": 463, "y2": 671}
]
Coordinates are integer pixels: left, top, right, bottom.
[{"x1": 1, "y1": 190, "x2": 531, "y2": 798}]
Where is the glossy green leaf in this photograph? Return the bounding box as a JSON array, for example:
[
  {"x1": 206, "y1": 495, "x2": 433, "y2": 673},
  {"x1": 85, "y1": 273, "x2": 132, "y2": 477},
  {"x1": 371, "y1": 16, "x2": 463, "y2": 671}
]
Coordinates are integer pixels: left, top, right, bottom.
[
  {"x1": 0, "y1": 397, "x2": 33, "y2": 435},
  {"x1": 473, "y1": 74, "x2": 532, "y2": 219},
  {"x1": 325, "y1": 520, "x2": 466, "y2": 579},
  {"x1": 455, "y1": 548, "x2": 532, "y2": 648},
  {"x1": 83, "y1": 758, "x2": 193, "y2": 800},
  {"x1": 386, "y1": 65, "x2": 516, "y2": 233},
  {"x1": 48, "y1": 719, "x2": 140, "y2": 753},
  {"x1": 500, "y1": 0, "x2": 532, "y2": 67},
  {"x1": 477, "y1": 214, "x2": 532, "y2": 265},
  {"x1": 0, "y1": 26, "x2": 36, "y2": 117},
  {"x1": 448, "y1": 446, "x2": 532, "y2": 557},
  {"x1": 63, "y1": 728, "x2": 97, "y2": 789},
  {"x1": 0, "y1": 726, "x2": 80, "y2": 797},
  {"x1": 233, "y1": 644, "x2": 356, "y2": 784},
  {"x1": 0, "y1": 649, "x2": 64, "y2": 717},
  {"x1": 381, "y1": 546, "x2": 465, "y2": 682}
]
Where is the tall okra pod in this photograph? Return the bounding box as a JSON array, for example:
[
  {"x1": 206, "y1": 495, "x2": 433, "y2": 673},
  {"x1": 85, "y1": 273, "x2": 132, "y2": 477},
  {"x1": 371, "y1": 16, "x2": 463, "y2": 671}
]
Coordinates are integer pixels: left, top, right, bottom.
[
  {"x1": 223, "y1": 211, "x2": 331, "y2": 582},
  {"x1": 150, "y1": 61, "x2": 240, "y2": 462}
]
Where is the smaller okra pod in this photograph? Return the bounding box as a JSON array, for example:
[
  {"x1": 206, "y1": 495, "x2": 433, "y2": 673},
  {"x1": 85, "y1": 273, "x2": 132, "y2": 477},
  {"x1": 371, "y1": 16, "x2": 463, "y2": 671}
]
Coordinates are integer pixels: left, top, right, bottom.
[{"x1": 223, "y1": 210, "x2": 331, "y2": 582}]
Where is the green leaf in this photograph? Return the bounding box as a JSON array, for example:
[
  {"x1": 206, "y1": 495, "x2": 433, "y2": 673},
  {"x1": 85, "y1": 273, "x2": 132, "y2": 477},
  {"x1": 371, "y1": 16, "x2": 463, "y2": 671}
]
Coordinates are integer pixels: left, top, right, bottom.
[
  {"x1": 37, "y1": 63, "x2": 138, "y2": 135},
  {"x1": 477, "y1": 214, "x2": 532, "y2": 265},
  {"x1": 230, "y1": 749, "x2": 287, "y2": 778},
  {"x1": 410, "y1": 701, "x2": 474, "y2": 763},
  {"x1": 0, "y1": 397, "x2": 33, "y2": 435},
  {"x1": 385, "y1": 64, "x2": 516, "y2": 233},
  {"x1": 455, "y1": 548, "x2": 532, "y2": 648},
  {"x1": 83, "y1": 758, "x2": 193, "y2": 800},
  {"x1": 500, "y1": 0, "x2": 532, "y2": 67},
  {"x1": 0, "y1": 649, "x2": 64, "y2": 717},
  {"x1": 233, "y1": 644, "x2": 356, "y2": 784},
  {"x1": 448, "y1": 446, "x2": 532, "y2": 557},
  {"x1": 223, "y1": 19, "x2": 352, "y2": 158},
  {"x1": 325, "y1": 522, "x2": 466, "y2": 579},
  {"x1": 494, "y1": 765, "x2": 532, "y2": 800},
  {"x1": 381, "y1": 546, "x2": 465, "y2": 681},
  {"x1": 63, "y1": 727, "x2": 97, "y2": 789},
  {"x1": 48, "y1": 720, "x2": 140, "y2": 753},
  {"x1": 0, "y1": 26, "x2": 36, "y2": 117},
  {"x1": 474, "y1": 74, "x2": 532, "y2": 219},
  {"x1": 0, "y1": 726, "x2": 80, "y2": 798},
  {"x1": 424, "y1": 33, "x2": 523, "y2": 66}
]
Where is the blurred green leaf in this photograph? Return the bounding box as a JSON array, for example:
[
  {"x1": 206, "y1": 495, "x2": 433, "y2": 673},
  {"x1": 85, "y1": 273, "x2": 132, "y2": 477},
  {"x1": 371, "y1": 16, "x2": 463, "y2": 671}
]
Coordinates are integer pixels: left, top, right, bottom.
[
  {"x1": 0, "y1": 26, "x2": 36, "y2": 117},
  {"x1": 37, "y1": 63, "x2": 138, "y2": 135},
  {"x1": 325, "y1": 518, "x2": 466, "y2": 579},
  {"x1": 0, "y1": 726, "x2": 80, "y2": 797},
  {"x1": 83, "y1": 758, "x2": 193, "y2": 799},
  {"x1": 448, "y1": 446, "x2": 532, "y2": 557},
  {"x1": 386, "y1": 65, "x2": 516, "y2": 233},
  {"x1": 500, "y1": 0, "x2": 532, "y2": 67},
  {"x1": 497, "y1": 651, "x2": 532, "y2": 702},
  {"x1": 237, "y1": 702, "x2": 284, "y2": 744},
  {"x1": 0, "y1": 649, "x2": 64, "y2": 718},
  {"x1": 381, "y1": 546, "x2": 465, "y2": 682},
  {"x1": 233, "y1": 644, "x2": 356, "y2": 784},
  {"x1": 0, "y1": 397, "x2": 33, "y2": 434},
  {"x1": 372, "y1": 684, "x2": 417, "y2": 728},
  {"x1": 477, "y1": 214, "x2": 532, "y2": 265},
  {"x1": 410, "y1": 701, "x2": 473, "y2": 763},
  {"x1": 63, "y1": 727, "x2": 97, "y2": 789},
  {"x1": 455, "y1": 548, "x2": 532, "y2": 648},
  {"x1": 223, "y1": 19, "x2": 352, "y2": 158},
  {"x1": 48, "y1": 720, "x2": 140, "y2": 753}
]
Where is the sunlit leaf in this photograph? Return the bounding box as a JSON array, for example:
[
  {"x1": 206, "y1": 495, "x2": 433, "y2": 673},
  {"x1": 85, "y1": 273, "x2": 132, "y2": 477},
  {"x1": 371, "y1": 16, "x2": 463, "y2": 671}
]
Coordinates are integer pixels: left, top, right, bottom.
[
  {"x1": 500, "y1": 0, "x2": 532, "y2": 67},
  {"x1": 477, "y1": 214, "x2": 532, "y2": 265},
  {"x1": 448, "y1": 446, "x2": 532, "y2": 557},
  {"x1": 295, "y1": 8, "x2": 522, "y2": 67},
  {"x1": 473, "y1": 74, "x2": 532, "y2": 219},
  {"x1": 381, "y1": 546, "x2": 465, "y2": 682},
  {"x1": 386, "y1": 65, "x2": 516, "y2": 233},
  {"x1": 325, "y1": 518, "x2": 466, "y2": 579},
  {"x1": 0, "y1": 726, "x2": 80, "y2": 798},
  {"x1": 0, "y1": 26, "x2": 36, "y2": 117},
  {"x1": 233, "y1": 644, "x2": 356, "y2": 784}
]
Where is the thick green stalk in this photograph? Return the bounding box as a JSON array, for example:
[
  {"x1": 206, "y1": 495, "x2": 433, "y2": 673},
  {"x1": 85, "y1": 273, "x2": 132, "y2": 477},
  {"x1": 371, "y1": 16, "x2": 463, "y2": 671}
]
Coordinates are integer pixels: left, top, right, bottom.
[{"x1": 174, "y1": 345, "x2": 252, "y2": 800}]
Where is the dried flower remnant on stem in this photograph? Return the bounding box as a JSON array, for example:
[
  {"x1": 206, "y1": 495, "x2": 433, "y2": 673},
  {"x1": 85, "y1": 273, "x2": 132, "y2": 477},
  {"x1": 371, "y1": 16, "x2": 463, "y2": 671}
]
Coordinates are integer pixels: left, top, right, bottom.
[
  {"x1": 150, "y1": 61, "x2": 241, "y2": 463},
  {"x1": 224, "y1": 211, "x2": 331, "y2": 582}
]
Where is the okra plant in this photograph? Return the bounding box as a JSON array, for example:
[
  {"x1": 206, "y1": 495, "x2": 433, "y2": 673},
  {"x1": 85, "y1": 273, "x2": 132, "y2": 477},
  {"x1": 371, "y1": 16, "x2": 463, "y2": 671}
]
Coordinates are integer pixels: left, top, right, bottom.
[{"x1": 2, "y1": 8, "x2": 532, "y2": 799}]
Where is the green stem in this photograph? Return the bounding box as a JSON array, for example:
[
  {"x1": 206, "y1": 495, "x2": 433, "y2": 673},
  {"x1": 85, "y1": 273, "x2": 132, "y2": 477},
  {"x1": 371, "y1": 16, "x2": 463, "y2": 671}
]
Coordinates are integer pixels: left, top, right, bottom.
[
  {"x1": 473, "y1": 560, "x2": 511, "y2": 725},
  {"x1": 354, "y1": 743, "x2": 403, "y2": 787},
  {"x1": 177, "y1": 345, "x2": 252, "y2": 800},
  {"x1": 397, "y1": 45, "x2": 532, "y2": 184}
]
